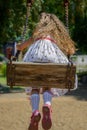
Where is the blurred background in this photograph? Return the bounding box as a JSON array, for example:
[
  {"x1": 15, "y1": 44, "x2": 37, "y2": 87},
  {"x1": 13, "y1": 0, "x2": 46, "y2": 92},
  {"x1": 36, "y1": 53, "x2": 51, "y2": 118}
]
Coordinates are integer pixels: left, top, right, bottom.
[{"x1": 0, "y1": 0, "x2": 87, "y2": 92}]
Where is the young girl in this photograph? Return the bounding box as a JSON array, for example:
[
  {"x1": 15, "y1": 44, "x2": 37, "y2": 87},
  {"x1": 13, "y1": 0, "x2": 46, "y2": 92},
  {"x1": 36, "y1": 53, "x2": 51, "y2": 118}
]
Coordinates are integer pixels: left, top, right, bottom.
[{"x1": 17, "y1": 12, "x2": 77, "y2": 130}]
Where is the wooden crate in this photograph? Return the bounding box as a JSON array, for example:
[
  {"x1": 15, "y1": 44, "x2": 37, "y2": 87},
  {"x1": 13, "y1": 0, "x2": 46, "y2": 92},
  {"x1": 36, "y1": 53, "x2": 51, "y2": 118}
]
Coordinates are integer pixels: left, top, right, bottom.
[{"x1": 6, "y1": 62, "x2": 76, "y2": 89}]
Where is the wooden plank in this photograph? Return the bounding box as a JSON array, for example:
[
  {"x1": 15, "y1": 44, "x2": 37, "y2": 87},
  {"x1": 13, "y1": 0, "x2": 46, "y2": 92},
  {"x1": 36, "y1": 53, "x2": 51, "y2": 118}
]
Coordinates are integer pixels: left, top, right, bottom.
[{"x1": 6, "y1": 62, "x2": 76, "y2": 89}]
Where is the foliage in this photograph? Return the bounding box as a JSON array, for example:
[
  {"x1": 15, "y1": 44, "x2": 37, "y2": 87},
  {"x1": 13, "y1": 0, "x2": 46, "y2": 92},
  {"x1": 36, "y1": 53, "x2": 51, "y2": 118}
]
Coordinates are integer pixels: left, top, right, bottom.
[
  {"x1": 0, "y1": 0, "x2": 26, "y2": 43},
  {"x1": 0, "y1": 63, "x2": 6, "y2": 77},
  {"x1": 73, "y1": 19, "x2": 87, "y2": 54},
  {"x1": 0, "y1": 0, "x2": 87, "y2": 53},
  {"x1": 72, "y1": 0, "x2": 87, "y2": 54}
]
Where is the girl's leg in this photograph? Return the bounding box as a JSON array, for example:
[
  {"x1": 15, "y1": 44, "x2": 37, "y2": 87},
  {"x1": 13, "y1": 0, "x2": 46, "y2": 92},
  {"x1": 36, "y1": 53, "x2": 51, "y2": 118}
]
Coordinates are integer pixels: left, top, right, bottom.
[
  {"x1": 43, "y1": 88, "x2": 52, "y2": 106},
  {"x1": 42, "y1": 88, "x2": 52, "y2": 130},
  {"x1": 28, "y1": 89, "x2": 41, "y2": 130},
  {"x1": 31, "y1": 89, "x2": 40, "y2": 112}
]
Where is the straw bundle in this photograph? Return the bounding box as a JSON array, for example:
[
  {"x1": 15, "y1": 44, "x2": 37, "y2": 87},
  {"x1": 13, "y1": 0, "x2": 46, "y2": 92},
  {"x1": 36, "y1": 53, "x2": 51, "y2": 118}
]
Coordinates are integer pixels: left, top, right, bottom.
[{"x1": 32, "y1": 12, "x2": 76, "y2": 56}]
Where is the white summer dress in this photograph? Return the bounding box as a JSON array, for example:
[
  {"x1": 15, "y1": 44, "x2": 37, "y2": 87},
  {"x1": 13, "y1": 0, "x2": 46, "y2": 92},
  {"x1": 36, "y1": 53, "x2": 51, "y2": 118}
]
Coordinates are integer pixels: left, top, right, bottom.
[{"x1": 23, "y1": 35, "x2": 78, "y2": 97}]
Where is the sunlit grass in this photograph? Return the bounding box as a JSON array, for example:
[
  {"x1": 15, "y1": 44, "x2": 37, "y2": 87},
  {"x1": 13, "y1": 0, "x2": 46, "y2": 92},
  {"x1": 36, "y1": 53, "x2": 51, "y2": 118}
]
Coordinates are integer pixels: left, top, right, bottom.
[{"x1": 0, "y1": 76, "x2": 6, "y2": 85}]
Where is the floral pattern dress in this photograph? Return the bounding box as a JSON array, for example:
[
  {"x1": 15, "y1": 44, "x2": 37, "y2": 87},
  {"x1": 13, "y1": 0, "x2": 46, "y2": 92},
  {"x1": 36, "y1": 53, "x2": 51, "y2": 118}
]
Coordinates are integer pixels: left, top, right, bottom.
[{"x1": 23, "y1": 35, "x2": 78, "y2": 97}]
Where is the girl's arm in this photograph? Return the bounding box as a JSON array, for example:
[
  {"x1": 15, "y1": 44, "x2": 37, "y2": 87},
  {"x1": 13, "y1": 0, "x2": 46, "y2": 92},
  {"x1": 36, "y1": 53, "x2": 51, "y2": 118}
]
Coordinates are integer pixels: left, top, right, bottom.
[{"x1": 16, "y1": 37, "x2": 33, "y2": 51}]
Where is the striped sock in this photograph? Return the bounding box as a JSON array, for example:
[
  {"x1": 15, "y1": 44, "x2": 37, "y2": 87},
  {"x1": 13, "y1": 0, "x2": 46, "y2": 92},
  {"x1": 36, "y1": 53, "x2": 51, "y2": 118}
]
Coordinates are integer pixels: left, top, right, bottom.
[
  {"x1": 31, "y1": 94, "x2": 40, "y2": 112},
  {"x1": 43, "y1": 91, "x2": 52, "y2": 105}
]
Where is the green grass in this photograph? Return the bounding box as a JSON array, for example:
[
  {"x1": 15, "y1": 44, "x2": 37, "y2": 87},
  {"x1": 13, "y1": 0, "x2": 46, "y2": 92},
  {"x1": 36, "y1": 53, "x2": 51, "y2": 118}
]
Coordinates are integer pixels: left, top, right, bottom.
[
  {"x1": 0, "y1": 76, "x2": 6, "y2": 85},
  {"x1": 0, "y1": 76, "x2": 25, "y2": 93}
]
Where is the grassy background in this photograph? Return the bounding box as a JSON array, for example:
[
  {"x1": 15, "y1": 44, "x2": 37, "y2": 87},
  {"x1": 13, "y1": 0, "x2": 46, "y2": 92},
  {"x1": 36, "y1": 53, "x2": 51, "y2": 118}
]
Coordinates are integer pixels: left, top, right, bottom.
[
  {"x1": 0, "y1": 76, "x2": 6, "y2": 85},
  {"x1": 0, "y1": 75, "x2": 25, "y2": 93}
]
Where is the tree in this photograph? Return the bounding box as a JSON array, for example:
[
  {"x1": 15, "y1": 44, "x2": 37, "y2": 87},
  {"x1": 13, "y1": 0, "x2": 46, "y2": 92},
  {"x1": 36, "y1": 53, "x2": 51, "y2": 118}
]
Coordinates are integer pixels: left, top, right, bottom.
[
  {"x1": 72, "y1": 0, "x2": 87, "y2": 54},
  {"x1": 0, "y1": 0, "x2": 87, "y2": 53},
  {"x1": 0, "y1": 0, "x2": 27, "y2": 44}
]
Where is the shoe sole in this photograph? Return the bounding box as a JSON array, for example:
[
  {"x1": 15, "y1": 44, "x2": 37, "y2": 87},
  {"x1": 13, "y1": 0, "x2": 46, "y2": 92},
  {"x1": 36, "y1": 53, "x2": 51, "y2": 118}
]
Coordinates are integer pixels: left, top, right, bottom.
[
  {"x1": 42, "y1": 106, "x2": 52, "y2": 130},
  {"x1": 28, "y1": 113, "x2": 41, "y2": 130}
]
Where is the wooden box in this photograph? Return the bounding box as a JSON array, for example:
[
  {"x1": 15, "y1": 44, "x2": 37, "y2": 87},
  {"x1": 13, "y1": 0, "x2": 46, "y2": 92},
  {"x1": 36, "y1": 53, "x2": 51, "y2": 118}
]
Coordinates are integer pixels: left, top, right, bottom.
[{"x1": 6, "y1": 62, "x2": 76, "y2": 89}]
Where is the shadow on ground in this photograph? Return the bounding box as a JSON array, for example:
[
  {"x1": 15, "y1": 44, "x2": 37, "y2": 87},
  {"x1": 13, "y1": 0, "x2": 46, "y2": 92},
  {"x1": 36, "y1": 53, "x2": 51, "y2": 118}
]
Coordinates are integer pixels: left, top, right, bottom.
[
  {"x1": 0, "y1": 83, "x2": 87, "y2": 101},
  {"x1": 66, "y1": 83, "x2": 87, "y2": 101},
  {"x1": 0, "y1": 84, "x2": 25, "y2": 94}
]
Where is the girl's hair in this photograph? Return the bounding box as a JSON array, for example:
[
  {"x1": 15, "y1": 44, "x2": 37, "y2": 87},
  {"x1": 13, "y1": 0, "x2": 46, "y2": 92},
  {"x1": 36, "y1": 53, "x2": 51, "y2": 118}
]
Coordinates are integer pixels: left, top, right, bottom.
[{"x1": 33, "y1": 12, "x2": 76, "y2": 56}]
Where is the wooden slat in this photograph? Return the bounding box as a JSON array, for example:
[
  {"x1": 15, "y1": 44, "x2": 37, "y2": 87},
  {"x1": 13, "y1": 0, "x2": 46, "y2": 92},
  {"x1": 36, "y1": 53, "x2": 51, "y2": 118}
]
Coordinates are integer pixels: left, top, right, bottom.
[{"x1": 6, "y1": 62, "x2": 76, "y2": 89}]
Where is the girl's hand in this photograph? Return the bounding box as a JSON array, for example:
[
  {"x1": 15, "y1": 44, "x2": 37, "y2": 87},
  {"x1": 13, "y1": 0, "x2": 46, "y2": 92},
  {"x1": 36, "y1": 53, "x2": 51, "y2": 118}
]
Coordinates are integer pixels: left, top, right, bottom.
[
  {"x1": 16, "y1": 37, "x2": 33, "y2": 51},
  {"x1": 68, "y1": 48, "x2": 75, "y2": 55},
  {"x1": 16, "y1": 44, "x2": 22, "y2": 51}
]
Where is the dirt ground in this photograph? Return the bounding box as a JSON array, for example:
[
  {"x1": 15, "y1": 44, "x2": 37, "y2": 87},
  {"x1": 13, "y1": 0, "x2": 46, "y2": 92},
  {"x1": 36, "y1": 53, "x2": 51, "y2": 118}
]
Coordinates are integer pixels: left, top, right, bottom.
[{"x1": 0, "y1": 86, "x2": 87, "y2": 130}]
